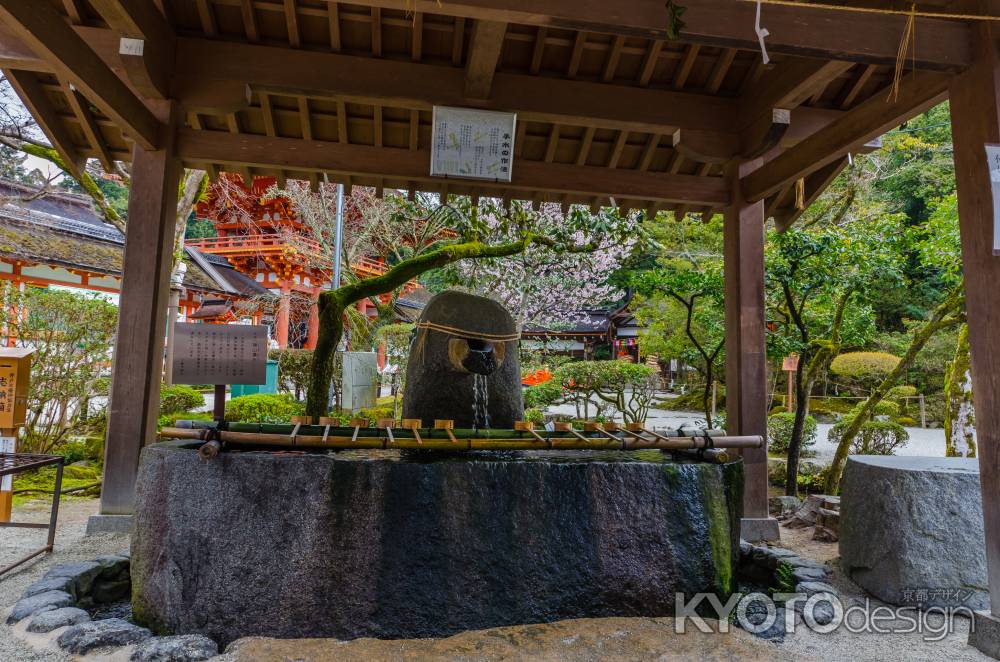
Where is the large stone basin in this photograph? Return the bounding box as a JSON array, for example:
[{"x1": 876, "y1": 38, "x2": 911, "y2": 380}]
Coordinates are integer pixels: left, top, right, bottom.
[{"x1": 131, "y1": 441, "x2": 744, "y2": 645}]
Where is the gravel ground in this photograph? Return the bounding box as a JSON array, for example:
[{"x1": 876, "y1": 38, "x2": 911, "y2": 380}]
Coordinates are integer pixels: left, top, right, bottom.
[{"x1": 773, "y1": 525, "x2": 992, "y2": 661}]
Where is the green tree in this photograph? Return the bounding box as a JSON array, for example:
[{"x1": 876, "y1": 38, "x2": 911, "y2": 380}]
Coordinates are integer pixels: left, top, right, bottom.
[{"x1": 766, "y1": 219, "x2": 904, "y2": 496}]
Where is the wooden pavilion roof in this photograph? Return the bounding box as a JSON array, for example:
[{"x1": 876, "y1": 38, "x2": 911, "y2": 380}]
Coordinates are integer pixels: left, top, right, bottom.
[{"x1": 0, "y1": 0, "x2": 966, "y2": 226}]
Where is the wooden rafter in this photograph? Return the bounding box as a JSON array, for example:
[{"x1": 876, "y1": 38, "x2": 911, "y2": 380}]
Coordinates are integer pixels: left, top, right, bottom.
[
  {"x1": 602, "y1": 35, "x2": 625, "y2": 83},
  {"x1": 329, "y1": 2, "x2": 342, "y2": 52},
  {"x1": 284, "y1": 0, "x2": 301, "y2": 48},
  {"x1": 638, "y1": 40, "x2": 663, "y2": 87},
  {"x1": 259, "y1": 92, "x2": 276, "y2": 137},
  {"x1": 0, "y1": 0, "x2": 162, "y2": 150},
  {"x1": 90, "y1": 0, "x2": 175, "y2": 100},
  {"x1": 410, "y1": 12, "x2": 422, "y2": 60},
  {"x1": 674, "y1": 44, "x2": 700, "y2": 89},
  {"x1": 737, "y1": 59, "x2": 853, "y2": 128},
  {"x1": 839, "y1": 64, "x2": 877, "y2": 109},
  {"x1": 63, "y1": 81, "x2": 114, "y2": 172},
  {"x1": 567, "y1": 32, "x2": 585, "y2": 78},
  {"x1": 451, "y1": 17, "x2": 466, "y2": 65},
  {"x1": 575, "y1": 126, "x2": 594, "y2": 166},
  {"x1": 371, "y1": 7, "x2": 382, "y2": 57},
  {"x1": 298, "y1": 97, "x2": 312, "y2": 140},
  {"x1": 529, "y1": 27, "x2": 546, "y2": 74},
  {"x1": 464, "y1": 20, "x2": 506, "y2": 99},
  {"x1": 706, "y1": 48, "x2": 736, "y2": 94},
  {"x1": 240, "y1": 0, "x2": 259, "y2": 42},
  {"x1": 5, "y1": 69, "x2": 85, "y2": 178},
  {"x1": 194, "y1": 0, "x2": 217, "y2": 36}
]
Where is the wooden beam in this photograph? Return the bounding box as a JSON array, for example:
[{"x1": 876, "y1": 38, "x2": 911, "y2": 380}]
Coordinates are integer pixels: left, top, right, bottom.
[
  {"x1": 742, "y1": 73, "x2": 950, "y2": 201},
  {"x1": 100, "y1": 99, "x2": 181, "y2": 515},
  {"x1": 297, "y1": 96, "x2": 312, "y2": 140},
  {"x1": 464, "y1": 20, "x2": 506, "y2": 99},
  {"x1": 89, "y1": 0, "x2": 175, "y2": 99},
  {"x1": 64, "y1": 81, "x2": 114, "y2": 172},
  {"x1": 451, "y1": 17, "x2": 466, "y2": 66},
  {"x1": 178, "y1": 39, "x2": 736, "y2": 133},
  {"x1": 948, "y1": 6, "x2": 1000, "y2": 621},
  {"x1": 0, "y1": 0, "x2": 162, "y2": 150},
  {"x1": 4, "y1": 69, "x2": 85, "y2": 179},
  {"x1": 566, "y1": 32, "x2": 585, "y2": 78},
  {"x1": 737, "y1": 58, "x2": 853, "y2": 129},
  {"x1": 0, "y1": 24, "x2": 47, "y2": 72},
  {"x1": 174, "y1": 128, "x2": 730, "y2": 206},
  {"x1": 575, "y1": 126, "x2": 595, "y2": 166},
  {"x1": 724, "y1": 157, "x2": 773, "y2": 538},
  {"x1": 706, "y1": 48, "x2": 736, "y2": 94},
  {"x1": 343, "y1": 0, "x2": 969, "y2": 70}
]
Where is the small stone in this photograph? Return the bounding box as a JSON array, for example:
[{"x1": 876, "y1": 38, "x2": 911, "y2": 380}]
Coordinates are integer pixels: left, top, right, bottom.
[
  {"x1": 795, "y1": 581, "x2": 837, "y2": 597},
  {"x1": 27, "y1": 607, "x2": 90, "y2": 633},
  {"x1": 739, "y1": 539, "x2": 753, "y2": 560},
  {"x1": 45, "y1": 561, "x2": 103, "y2": 597},
  {"x1": 769, "y1": 496, "x2": 801, "y2": 518},
  {"x1": 762, "y1": 547, "x2": 798, "y2": 570},
  {"x1": 57, "y1": 618, "x2": 151, "y2": 654},
  {"x1": 793, "y1": 595, "x2": 838, "y2": 626},
  {"x1": 23, "y1": 576, "x2": 75, "y2": 599},
  {"x1": 7, "y1": 590, "x2": 75, "y2": 624},
  {"x1": 92, "y1": 578, "x2": 131, "y2": 604},
  {"x1": 792, "y1": 566, "x2": 829, "y2": 583},
  {"x1": 130, "y1": 634, "x2": 219, "y2": 662},
  {"x1": 95, "y1": 555, "x2": 130, "y2": 581}
]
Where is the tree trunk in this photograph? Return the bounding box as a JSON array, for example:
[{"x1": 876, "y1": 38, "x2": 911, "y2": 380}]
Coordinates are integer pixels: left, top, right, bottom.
[
  {"x1": 945, "y1": 323, "x2": 976, "y2": 457},
  {"x1": 784, "y1": 353, "x2": 808, "y2": 497}
]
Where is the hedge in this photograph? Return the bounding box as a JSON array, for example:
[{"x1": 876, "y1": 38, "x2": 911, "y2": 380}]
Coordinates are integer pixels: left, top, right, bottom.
[
  {"x1": 767, "y1": 412, "x2": 817, "y2": 456},
  {"x1": 159, "y1": 385, "x2": 205, "y2": 416},
  {"x1": 225, "y1": 393, "x2": 305, "y2": 423}
]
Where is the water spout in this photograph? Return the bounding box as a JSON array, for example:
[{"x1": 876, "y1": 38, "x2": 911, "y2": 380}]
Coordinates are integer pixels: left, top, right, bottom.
[{"x1": 473, "y1": 373, "x2": 491, "y2": 431}]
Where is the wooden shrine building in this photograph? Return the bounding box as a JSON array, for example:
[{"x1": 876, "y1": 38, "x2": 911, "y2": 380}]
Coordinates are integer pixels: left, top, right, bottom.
[{"x1": 3, "y1": 0, "x2": 1000, "y2": 646}]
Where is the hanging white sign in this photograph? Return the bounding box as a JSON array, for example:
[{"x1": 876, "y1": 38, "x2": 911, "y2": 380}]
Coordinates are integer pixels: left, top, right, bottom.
[
  {"x1": 430, "y1": 107, "x2": 516, "y2": 182},
  {"x1": 985, "y1": 144, "x2": 1000, "y2": 255}
]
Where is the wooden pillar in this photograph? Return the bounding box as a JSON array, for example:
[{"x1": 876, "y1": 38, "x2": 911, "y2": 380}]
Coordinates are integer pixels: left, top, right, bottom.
[
  {"x1": 98, "y1": 102, "x2": 180, "y2": 517},
  {"x1": 275, "y1": 283, "x2": 291, "y2": 348},
  {"x1": 724, "y1": 158, "x2": 777, "y2": 541},
  {"x1": 950, "y1": 2, "x2": 1000, "y2": 628}
]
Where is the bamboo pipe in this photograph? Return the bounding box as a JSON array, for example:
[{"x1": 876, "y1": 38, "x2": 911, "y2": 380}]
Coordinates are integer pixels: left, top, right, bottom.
[{"x1": 161, "y1": 427, "x2": 761, "y2": 453}]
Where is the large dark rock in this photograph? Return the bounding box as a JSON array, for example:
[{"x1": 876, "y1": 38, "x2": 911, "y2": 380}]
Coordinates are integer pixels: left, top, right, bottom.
[
  {"x1": 133, "y1": 442, "x2": 743, "y2": 645},
  {"x1": 840, "y1": 455, "x2": 988, "y2": 609},
  {"x1": 402, "y1": 290, "x2": 522, "y2": 428}
]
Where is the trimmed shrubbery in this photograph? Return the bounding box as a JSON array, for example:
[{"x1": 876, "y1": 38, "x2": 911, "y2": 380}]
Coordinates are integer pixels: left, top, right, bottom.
[
  {"x1": 159, "y1": 384, "x2": 205, "y2": 415},
  {"x1": 767, "y1": 412, "x2": 817, "y2": 456},
  {"x1": 225, "y1": 393, "x2": 305, "y2": 423}
]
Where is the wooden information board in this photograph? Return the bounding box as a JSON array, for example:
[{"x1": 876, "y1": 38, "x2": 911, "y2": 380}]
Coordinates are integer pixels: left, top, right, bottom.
[{"x1": 171, "y1": 323, "x2": 267, "y2": 385}]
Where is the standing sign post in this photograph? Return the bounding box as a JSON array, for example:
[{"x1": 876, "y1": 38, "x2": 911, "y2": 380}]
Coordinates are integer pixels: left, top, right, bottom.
[
  {"x1": 0, "y1": 348, "x2": 33, "y2": 522},
  {"x1": 171, "y1": 324, "x2": 268, "y2": 424},
  {"x1": 782, "y1": 354, "x2": 800, "y2": 413}
]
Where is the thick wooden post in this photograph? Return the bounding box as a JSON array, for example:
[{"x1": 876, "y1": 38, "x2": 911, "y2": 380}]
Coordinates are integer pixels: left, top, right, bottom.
[
  {"x1": 724, "y1": 158, "x2": 777, "y2": 541},
  {"x1": 275, "y1": 283, "x2": 290, "y2": 348},
  {"x1": 94, "y1": 102, "x2": 179, "y2": 521},
  {"x1": 950, "y1": 3, "x2": 1000, "y2": 649}
]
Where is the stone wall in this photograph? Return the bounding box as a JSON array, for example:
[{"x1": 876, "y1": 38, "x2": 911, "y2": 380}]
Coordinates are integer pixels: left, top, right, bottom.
[{"x1": 132, "y1": 442, "x2": 744, "y2": 645}]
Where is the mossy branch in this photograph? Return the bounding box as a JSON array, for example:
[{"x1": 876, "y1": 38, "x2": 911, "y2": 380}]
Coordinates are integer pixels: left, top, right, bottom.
[{"x1": 305, "y1": 234, "x2": 595, "y2": 417}]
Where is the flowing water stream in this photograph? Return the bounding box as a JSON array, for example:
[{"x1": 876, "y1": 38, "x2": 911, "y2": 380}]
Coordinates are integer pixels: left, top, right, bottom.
[{"x1": 472, "y1": 373, "x2": 491, "y2": 431}]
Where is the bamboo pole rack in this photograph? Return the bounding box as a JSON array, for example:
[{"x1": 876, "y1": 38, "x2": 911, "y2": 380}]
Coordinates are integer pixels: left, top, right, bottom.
[{"x1": 160, "y1": 421, "x2": 762, "y2": 456}]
